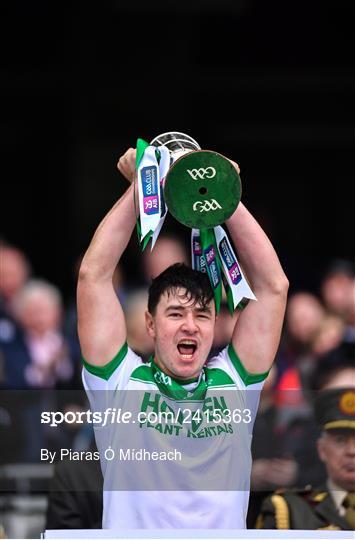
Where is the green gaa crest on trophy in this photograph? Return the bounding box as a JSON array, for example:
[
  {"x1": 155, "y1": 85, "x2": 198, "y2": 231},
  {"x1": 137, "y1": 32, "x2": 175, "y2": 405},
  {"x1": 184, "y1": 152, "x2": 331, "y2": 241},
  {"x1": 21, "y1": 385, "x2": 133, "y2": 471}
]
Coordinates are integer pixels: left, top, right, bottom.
[
  {"x1": 135, "y1": 132, "x2": 255, "y2": 313},
  {"x1": 150, "y1": 132, "x2": 241, "y2": 229},
  {"x1": 164, "y1": 150, "x2": 241, "y2": 229}
]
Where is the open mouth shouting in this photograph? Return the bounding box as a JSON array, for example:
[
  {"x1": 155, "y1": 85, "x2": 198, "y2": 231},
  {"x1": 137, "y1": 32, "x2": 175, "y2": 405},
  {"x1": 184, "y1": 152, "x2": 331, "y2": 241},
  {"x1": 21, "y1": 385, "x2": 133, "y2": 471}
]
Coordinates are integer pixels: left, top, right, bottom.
[{"x1": 177, "y1": 339, "x2": 198, "y2": 360}]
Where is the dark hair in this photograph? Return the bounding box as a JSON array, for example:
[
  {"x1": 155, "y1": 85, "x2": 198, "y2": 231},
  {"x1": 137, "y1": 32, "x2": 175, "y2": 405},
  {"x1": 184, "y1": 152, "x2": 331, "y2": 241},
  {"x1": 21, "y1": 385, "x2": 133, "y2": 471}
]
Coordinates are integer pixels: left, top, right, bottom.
[
  {"x1": 147, "y1": 263, "x2": 214, "y2": 315},
  {"x1": 310, "y1": 341, "x2": 355, "y2": 391},
  {"x1": 322, "y1": 258, "x2": 354, "y2": 281}
]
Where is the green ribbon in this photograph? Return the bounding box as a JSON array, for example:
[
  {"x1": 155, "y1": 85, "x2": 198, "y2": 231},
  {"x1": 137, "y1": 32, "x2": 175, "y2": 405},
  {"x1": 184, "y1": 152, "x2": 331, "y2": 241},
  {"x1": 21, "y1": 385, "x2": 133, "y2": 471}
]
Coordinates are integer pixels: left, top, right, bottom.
[{"x1": 136, "y1": 138, "x2": 149, "y2": 168}]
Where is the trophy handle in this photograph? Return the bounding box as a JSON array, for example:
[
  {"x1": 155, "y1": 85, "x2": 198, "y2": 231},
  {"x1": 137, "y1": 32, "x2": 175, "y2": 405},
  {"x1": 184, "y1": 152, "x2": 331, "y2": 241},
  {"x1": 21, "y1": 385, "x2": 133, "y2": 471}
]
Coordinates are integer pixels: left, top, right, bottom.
[{"x1": 150, "y1": 132, "x2": 201, "y2": 164}]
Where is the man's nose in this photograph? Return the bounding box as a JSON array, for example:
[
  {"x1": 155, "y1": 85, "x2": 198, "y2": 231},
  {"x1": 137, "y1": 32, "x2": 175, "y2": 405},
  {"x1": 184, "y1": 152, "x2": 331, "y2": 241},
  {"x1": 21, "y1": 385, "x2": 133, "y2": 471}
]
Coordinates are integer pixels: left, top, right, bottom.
[
  {"x1": 181, "y1": 314, "x2": 198, "y2": 332},
  {"x1": 346, "y1": 437, "x2": 355, "y2": 455}
]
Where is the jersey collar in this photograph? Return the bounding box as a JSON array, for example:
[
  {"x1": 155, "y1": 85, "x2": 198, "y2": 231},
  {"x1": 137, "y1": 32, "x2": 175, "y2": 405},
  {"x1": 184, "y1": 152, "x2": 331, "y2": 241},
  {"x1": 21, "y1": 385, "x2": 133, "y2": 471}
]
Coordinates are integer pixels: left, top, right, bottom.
[{"x1": 150, "y1": 356, "x2": 207, "y2": 401}]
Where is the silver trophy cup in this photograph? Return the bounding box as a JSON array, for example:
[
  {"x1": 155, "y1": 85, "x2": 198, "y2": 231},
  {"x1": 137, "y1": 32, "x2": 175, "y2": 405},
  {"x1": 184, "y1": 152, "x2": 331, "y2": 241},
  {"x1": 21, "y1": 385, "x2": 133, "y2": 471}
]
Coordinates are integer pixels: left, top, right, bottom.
[{"x1": 150, "y1": 131, "x2": 201, "y2": 165}]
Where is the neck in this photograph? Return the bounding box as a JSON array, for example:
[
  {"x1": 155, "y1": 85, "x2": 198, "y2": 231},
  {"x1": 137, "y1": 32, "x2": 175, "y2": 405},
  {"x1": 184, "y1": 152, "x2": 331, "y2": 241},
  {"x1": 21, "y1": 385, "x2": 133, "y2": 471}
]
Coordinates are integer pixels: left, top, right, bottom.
[{"x1": 153, "y1": 355, "x2": 200, "y2": 382}]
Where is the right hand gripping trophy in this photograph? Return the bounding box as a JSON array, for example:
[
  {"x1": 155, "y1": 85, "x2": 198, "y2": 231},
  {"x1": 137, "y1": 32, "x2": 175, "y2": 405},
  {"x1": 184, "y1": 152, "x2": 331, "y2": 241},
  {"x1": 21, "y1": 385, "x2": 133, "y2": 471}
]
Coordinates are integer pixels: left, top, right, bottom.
[{"x1": 136, "y1": 132, "x2": 255, "y2": 313}]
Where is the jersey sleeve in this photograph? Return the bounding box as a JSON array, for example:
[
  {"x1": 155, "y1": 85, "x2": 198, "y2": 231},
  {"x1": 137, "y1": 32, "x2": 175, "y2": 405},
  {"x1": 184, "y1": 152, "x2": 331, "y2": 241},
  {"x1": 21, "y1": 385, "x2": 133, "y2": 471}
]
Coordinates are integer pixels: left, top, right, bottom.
[
  {"x1": 208, "y1": 344, "x2": 269, "y2": 433},
  {"x1": 81, "y1": 343, "x2": 142, "y2": 392},
  {"x1": 81, "y1": 344, "x2": 142, "y2": 477},
  {"x1": 208, "y1": 344, "x2": 269, "y2": 390}
]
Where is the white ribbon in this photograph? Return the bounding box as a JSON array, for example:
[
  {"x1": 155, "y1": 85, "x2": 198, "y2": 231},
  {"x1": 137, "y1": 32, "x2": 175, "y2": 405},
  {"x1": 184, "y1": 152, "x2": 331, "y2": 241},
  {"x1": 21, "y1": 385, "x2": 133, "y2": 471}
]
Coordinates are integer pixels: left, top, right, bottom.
[
  {"x1": 191, "y1": 226, "x2": 256, "y2": 311},
  {"x1": 214, "y1": 225, "x2": 256, "y2": 307},
  {"x1": 137, "y1": 145, "x2": 170, "y2": 245}
]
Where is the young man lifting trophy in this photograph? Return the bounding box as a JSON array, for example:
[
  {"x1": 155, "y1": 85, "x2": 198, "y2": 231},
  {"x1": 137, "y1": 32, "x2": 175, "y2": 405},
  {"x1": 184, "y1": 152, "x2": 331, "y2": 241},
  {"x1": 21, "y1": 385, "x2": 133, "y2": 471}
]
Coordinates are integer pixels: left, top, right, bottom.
[{"x1": 77, "y1": 131, "x2": 288, "y2": 529}]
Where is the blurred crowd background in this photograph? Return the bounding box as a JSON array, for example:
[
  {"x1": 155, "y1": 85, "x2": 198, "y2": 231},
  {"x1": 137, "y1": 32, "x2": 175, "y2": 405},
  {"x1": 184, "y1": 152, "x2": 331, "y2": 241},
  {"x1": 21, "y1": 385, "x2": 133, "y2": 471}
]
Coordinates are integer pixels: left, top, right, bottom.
[
  {"x1": 1, "y1": 0, "x2": 354, "y2": 537},
  {"x1": 0, "y1": 239, "x2": 354, "y2": 536}
]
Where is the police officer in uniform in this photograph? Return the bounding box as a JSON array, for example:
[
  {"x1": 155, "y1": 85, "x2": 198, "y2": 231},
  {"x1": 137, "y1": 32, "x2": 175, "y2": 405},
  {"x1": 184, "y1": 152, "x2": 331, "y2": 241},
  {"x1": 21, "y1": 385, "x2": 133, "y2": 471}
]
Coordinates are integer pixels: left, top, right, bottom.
[{"x1": 256, "y1": 386, "x2": 355, "y2": 530}]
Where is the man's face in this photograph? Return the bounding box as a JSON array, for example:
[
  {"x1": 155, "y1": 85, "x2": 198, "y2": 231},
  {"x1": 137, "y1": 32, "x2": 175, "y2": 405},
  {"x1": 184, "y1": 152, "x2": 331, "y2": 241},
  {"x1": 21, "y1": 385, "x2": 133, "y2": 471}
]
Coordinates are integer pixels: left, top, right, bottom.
[
  {"x1": 317, "y1": 431, "x2": 355, "y2": 491},
  {"x1": 145, "y1": 288, "x2": 216, "y2": 380}
]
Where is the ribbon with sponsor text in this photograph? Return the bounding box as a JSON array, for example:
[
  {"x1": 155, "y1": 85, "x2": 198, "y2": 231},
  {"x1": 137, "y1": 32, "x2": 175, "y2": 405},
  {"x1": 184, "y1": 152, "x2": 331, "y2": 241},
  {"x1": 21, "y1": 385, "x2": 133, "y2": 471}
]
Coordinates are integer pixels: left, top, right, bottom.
[
  {"x1": 191, "y1": 226, "x2": 256, "y2": 314},
  {"x1": 135, "y1": 138, "x2": 170, "y2": 250}
]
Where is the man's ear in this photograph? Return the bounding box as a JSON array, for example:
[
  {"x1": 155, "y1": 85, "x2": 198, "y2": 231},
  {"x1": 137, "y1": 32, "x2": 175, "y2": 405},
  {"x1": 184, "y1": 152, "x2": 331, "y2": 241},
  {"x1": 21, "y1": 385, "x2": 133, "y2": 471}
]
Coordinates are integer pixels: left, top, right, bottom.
[{"x1": 145, "y1": 310, "x2": 156, "y2": 338}]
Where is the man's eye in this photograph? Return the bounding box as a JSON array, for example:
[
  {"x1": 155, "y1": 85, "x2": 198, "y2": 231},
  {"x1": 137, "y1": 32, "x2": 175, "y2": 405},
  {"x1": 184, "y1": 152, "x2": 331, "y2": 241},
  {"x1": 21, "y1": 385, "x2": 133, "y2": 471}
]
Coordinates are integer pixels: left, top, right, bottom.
[
  {"x1": 197, "y1": 312, "x2": 211, "y2": 319},
  {"x1": 169, "y1": 312, "x2": 181, "y2": 318}
]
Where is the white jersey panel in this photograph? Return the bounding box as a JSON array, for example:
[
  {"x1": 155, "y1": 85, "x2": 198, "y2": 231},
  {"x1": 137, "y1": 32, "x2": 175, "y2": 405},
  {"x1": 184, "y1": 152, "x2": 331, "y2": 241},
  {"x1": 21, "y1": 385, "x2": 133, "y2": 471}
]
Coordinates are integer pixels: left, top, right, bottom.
[
  {"x1": 103, "y1": 490, "x2": 248, "y2": 529},
  {"x1": 83, "y1": 345, "x2": 264, "y2": 529}
]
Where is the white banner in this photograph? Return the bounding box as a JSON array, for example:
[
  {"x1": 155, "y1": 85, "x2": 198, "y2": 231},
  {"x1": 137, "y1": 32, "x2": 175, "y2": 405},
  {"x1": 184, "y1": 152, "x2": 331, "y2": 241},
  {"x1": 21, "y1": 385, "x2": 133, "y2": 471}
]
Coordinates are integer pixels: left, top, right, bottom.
[
  {"x1": 137, "y1": 146, "x2": 170, "y2": 244},
  {"x1": 214, "y1": 225, "x2": 256, "y2": 308}
]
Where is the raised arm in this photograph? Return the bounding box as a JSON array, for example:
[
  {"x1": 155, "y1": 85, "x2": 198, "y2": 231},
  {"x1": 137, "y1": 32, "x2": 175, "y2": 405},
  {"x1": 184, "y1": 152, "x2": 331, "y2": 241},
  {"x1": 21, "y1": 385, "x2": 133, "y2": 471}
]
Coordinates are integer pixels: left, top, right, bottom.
[
  {"x1": 77, "y1": 149, "x2": 137, "y2": 365},
  {"x1": 226, "y1": 166, "x2": 289, "y2": 374}
]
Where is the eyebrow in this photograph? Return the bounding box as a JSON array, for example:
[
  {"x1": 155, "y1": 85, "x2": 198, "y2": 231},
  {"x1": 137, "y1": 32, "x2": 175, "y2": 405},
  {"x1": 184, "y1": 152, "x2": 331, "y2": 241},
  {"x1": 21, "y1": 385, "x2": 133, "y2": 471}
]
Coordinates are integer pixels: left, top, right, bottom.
[{"x1": 165, "y1": 305, "x2": 213, "y2": 314}]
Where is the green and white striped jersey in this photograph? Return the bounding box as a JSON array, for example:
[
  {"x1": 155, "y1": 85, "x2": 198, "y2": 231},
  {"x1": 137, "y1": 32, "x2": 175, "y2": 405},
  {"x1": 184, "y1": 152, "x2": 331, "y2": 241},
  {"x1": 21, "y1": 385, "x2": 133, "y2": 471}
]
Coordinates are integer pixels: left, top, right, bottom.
[{"x1": 82, "y1": 343, "x2": 268, "y2": 529}]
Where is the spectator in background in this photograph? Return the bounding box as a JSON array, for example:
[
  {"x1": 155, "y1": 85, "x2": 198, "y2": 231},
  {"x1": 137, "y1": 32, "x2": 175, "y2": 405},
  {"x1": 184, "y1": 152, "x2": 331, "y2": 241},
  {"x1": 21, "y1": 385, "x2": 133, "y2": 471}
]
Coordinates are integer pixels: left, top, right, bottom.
[
  {"x1": 275, "y1": 292, "x2": 345, "y2": 411},
  {"x1": 251, "y1": 368, "x2": 298, "y2": 491},
  {"x1": 320, "y1": 259, "x2": 354, "y2": 321},
  {"x1": 46, "y1": 438, "x2": 103, "y2": 530},
  {"x1": 0, "y1": 243, "x2": 31, "y2": 347},
  {"x1": 9, "y1": 280, "x2": 73, "y2": 388},
  {"x1": 312, "y1": 314, "x2": 345, "y2": 357},
  {"x1": 142, "y1": 234, "x2": 189, "y2": 281},
  {"x1": 0, "y1": 243, "x2": 31, "y2": 314},
  {"x1": 0, "y1": 245, "x2": 31, "y2": 460},
  {"x1": 62, "y1": 253, "x2": 85, "y2": 379},
  {"x1": 249, "y1": 367, "x2": 297, "y2": 525},
  {"x1": 257, "y1": 349, "x2": 355, "y2": 530},
  {"x1": 248, "y1": 365, "x2": 325, "y2": 527},
  {"x1": 343, "y1": 277, "x2": 355, "y2": 343},
  {"x1": 274, "y1": 292, "x2": 324, "y2": 408},
  {"x1": 1, "y1": 280, "x2": 75, "y2": 461},
  {"x1": 124, "y1": 289, "x2": 154, "y2": 361},
  {"x1": 280, "y1": 292, "x2": 325, "y2": 367}
]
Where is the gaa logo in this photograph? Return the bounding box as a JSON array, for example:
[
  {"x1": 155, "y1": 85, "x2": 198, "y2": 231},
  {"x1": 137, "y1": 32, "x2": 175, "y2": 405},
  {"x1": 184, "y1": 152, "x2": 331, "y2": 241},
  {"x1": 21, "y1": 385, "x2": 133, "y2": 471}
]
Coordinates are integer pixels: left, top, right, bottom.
[
  {"x1": 339, "y1": 391, "x2": 355, "y2": 415},
  {"x1": 154, "y1": 371, "x2": 172, "y2": 386},
  {"x1": 187, "y1": 167, "x2": 216, "y2": 180},
  {"x1": 192, "y1": 199, "x2": 222, "y2": 213}
]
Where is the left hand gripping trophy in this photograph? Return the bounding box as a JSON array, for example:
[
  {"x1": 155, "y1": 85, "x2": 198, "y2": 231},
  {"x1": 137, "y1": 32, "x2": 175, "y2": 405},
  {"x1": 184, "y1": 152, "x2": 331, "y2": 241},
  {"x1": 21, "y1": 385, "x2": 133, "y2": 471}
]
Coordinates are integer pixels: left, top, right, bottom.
[{"x1": 135, "y1": 132, "x2": 256, "y2": 313}]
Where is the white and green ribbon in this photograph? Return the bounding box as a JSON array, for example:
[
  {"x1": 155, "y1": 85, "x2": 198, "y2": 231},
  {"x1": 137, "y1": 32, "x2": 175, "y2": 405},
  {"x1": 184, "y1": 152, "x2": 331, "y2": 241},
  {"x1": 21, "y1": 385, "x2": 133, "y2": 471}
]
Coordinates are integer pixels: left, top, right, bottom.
[
  {"x1": 191, "y1": 226, "x2": 256, "y2": 314},
  {"x1": 214, "y1": 225, "x2": 256, "y2": 312},
  {"x1": 135, "y1": 138, "x2": 170, "y2": 251},
  {"x1": 191, "y1": 228, "x2": 223, "y2": 313}
]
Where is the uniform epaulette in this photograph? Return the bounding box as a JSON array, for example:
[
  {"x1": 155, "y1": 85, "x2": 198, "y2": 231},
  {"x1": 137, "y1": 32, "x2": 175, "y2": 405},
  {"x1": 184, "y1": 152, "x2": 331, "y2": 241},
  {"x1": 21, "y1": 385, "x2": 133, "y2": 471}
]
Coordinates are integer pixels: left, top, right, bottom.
[
  {"x1": 298, "y1": 489, "x2": 329, "y2": 506},
  {"x1": 311, "y1": 492, "x2": 328, "y2": 503},
  {"x1": 270, "y1": 494, "x2": 290, "y2": 529}
]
